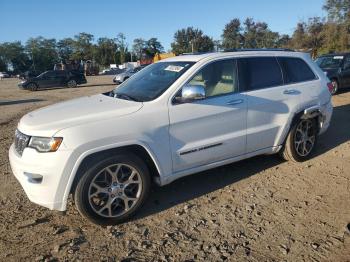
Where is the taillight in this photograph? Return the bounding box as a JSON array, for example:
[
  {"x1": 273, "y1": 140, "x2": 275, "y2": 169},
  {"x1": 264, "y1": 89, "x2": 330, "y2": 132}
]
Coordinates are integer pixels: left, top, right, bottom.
[{"x1": 327, "y1": 82, "x2": 334, "y2": 93}]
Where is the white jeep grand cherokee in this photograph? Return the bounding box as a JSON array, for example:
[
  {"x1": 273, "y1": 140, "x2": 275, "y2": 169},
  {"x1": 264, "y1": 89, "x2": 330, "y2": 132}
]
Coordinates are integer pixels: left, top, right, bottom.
[{"x1": 9, "y1": 49, "x2": 333, "y2": 225}]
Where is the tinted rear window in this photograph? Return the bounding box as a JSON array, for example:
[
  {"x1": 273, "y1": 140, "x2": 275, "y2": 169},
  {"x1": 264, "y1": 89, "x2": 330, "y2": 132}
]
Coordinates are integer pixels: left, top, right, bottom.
[
  {"x1": 278, "y1": 57, "x2": 316, "y2": 84},
  {"x1": 238, "y1": 57, "x2": 283, "y2": 91}
]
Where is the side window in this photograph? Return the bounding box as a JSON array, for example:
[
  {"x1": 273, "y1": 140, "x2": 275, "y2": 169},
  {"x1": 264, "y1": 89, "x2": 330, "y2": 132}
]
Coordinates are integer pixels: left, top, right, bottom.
[
  {"x1": 188, "y1": 59, "x2": 237, "y2": 97},
  {"x1": 278, "y1": 57, "x2": 316, "y2": 84},
  {"x1": 238, "y1": 57, "x2": 283, "y2": 91}
]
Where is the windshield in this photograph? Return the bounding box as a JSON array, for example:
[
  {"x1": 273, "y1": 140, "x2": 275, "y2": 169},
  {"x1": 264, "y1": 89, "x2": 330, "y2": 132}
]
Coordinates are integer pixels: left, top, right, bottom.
[
  {"x1": 315, "y1": 56, "x2": 343, "y2": 69},
  {"x1": 112, "y1": 61, "x2": 194, "y2": 101}
]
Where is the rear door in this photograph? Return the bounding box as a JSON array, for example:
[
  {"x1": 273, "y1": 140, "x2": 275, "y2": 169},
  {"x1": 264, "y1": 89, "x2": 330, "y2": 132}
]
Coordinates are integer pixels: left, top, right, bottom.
[{"x1": 238, "y1": 56, "x2": 317, "y2": 152}]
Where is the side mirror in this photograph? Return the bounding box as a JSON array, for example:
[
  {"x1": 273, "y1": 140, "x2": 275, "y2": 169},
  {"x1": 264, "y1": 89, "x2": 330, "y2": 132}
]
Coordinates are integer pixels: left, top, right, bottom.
[{"x1": 180, "y1": 85, "x2": 205, "y2": 102}]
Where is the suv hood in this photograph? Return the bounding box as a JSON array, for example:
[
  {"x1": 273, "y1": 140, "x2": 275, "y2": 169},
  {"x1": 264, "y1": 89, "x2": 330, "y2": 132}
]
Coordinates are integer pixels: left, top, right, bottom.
[{"x1": 18, "y1": 94, "x2": 143, "y2": 136}]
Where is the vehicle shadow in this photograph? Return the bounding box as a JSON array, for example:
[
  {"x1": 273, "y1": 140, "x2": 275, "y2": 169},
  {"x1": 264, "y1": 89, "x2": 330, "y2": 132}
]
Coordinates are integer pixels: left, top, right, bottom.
[
  {"x1": 0, "y1": 98, "x2": 45, "y2": 106},
  {"x1": 135, "y1": 154, "x2": 282, "y2": 221},
  {"x1": 134, "y1": 102, "x2": 350, "y2": 221},
  {"x1": 29, "y1": 84, "x2": 115, "y2": 92},
  {"x1": 315, "y1": 103, "x2": 350, "y2": 156}
]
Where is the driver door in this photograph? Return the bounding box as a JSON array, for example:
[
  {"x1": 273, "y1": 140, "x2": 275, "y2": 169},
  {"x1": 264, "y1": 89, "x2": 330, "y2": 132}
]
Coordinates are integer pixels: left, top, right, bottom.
[
  {"x1": 39, "y1": 71, "x2": 57, "y2": 88},
  {"x1": 168, "y1": 59, "x2": 247, "y2": 173}
]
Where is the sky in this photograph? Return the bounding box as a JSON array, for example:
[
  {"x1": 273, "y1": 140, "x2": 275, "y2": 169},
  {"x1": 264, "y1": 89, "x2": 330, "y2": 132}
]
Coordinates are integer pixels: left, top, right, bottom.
[{"x1": 0, "y1": 0, "x2": 326, "y2": 51}]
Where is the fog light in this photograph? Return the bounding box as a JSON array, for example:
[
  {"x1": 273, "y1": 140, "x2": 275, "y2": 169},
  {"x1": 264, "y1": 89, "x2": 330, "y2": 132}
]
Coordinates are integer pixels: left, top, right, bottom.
[{"x1": 23, "y1": 172, "x2": 43, "y2": 184}]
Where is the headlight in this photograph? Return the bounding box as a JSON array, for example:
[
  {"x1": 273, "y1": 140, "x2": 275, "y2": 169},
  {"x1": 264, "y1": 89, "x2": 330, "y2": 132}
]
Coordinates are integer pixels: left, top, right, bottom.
[{"x1": 28, "y1": 137, "x2": 63, "y2": 152}]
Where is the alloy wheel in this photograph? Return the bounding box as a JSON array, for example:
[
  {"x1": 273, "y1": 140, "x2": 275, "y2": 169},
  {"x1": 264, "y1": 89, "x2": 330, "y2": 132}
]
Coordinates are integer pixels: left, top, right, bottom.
[
  {"x1": 294, "y1": 119, "x2": 316, "y2": 157},
  {"x1": 67, "y1": 80, "x2": 77, "y2": 88},
  {"x1": 88, "y1": 163, "x2": 143, "y2": 218}
]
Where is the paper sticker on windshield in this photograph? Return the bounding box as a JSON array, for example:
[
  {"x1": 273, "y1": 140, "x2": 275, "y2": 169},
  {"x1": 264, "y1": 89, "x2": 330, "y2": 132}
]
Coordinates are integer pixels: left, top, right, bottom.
[
  {"x1": 334, "y1": 56, "x2": 344, "y2": 59},
  {"x1": 164, "y1": 65, "x2": 184, "y2": 72}
]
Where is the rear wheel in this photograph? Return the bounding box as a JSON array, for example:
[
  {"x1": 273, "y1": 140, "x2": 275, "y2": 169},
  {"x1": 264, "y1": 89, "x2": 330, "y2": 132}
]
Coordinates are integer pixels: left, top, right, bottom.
[
  {"x1": 74, "y1": 154, "x2": 151, "y2": 225},
  {"x1": 67, "y1": 79, "x2": 77, "y2": 88},
  {"x1": 27, "y1": 83, "x2": 38, "y2": 91},
  {"x1": 280, "y1": 118, "x2": 318, "y2": 162}
]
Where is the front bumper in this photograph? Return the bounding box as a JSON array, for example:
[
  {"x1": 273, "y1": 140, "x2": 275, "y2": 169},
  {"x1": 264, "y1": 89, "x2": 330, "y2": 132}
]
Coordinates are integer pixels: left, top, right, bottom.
[
  {"x1": 9, "y1": 143, "x2": 73, "y2": 211},
  {"x1": 18, "y1": 82, "x2": 27, "y2": 89}
]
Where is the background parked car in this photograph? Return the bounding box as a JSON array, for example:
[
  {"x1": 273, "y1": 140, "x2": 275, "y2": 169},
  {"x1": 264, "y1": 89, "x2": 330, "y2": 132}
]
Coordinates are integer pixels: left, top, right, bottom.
[
  {"x1": 113, "y1": 66, "x2": 146, "y2": 84},
  {"x1": 18, "y1": 70, "x2": 87, "y2": 91},
  {"x1": 100, "y1": 68, "x2": 124, "y2": 75},
  {"x1": 315, "y1": 53, "x2": 350, "y2": 94},
  {"x1": 0, "y1": 72, "x2": 10, "y2": 79}
]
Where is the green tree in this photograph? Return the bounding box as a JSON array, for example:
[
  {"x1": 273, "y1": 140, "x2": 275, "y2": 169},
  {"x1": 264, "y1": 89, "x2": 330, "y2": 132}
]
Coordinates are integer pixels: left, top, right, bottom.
[
  {"x1": 222, "y1": 18, "x2": 243, "y2": 49},
  {"x1": 290, "y1": 22, "x2": 308, "y2": 50},
  {"x1": 57, "y1": 38, "x2": 75, "y2": 62},
  {"x1": 132, "y1": 38, "x2": 146, "y2": 60},
  {"x1": 1, "y1": 41, "x2": 31, "y2": 73},
  {"x1": 25, "y1": 37, "x2": 59, "y2": 72},
  {"x1": 323, "y1": 0, "x2": 350, "y2": 22},
  {"x1": 276, "y1": 34, "x2": 291, "y2": 48},
  {"x1": 115, "y1": 33, "x2": 128, "y2": 64},
  {"x1": 305, "y1": 17, "x2": 325, "y2": 57},
  {"x1": 242, "y1": 18, "x2": 280, "y2": 48},
  {"x1": 72, "y1": 32, "x2": 94, "y2": 61},
  {"x1": 95, "y1": 37, "x2": 117, "y2": 66},
  {"x1": 0, "y1": 44, "x2": 8, "y2": 71},
  {"x1": 171, "y1": 27, "x2": 214, "y2": 54},
  {"x1": 145, "y1": 37, "x2": 164, "y2": 56}
]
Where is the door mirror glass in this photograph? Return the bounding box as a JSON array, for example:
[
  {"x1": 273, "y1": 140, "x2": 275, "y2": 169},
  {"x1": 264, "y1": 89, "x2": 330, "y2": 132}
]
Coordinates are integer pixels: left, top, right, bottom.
[{"x1": 181, "y1": 85, "x2": 205, "y2": 102}]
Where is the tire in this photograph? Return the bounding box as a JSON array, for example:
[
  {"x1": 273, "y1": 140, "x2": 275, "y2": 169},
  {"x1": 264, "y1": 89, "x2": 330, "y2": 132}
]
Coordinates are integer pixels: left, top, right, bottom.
[
  {"x1": 331, "y1": 79, "x2": 339, "y2": 95},
  {"x1": 123, "y1": 77, "x2": 129, "y2": 82},
  {"x1": 67, "y1": 79, "x2": 77, "y2": 88},
  {"x1": 74, "y1": 153, "x2": 151, "y2": 225},
  {"x1": 27, "y1": 83, "x2": 38, "y2": 91},
  {"x1": 280, "y1": 118, "x2": 318, "y2": 162}
]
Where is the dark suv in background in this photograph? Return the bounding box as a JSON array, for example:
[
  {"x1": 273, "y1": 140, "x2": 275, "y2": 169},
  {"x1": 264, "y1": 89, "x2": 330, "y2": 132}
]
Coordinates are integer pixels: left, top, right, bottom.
[
  {"x1": 18, "y1": 70, "x2": 87, "y2": 91},
  {"x1": 316, "y1": 53, "x2": 350, "y2": 94}
]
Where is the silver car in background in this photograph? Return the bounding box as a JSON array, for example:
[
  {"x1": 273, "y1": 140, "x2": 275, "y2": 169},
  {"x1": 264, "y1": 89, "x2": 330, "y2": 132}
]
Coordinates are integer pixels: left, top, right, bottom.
[{"x1": 113, "y1": 66, "x2": 146, "y2": 84}]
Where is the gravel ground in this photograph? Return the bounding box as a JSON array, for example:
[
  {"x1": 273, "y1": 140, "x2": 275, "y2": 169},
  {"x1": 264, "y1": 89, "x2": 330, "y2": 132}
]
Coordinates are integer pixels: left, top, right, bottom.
[{"x1": 0, "y1": 77, "x2": 349, "y2": 262}]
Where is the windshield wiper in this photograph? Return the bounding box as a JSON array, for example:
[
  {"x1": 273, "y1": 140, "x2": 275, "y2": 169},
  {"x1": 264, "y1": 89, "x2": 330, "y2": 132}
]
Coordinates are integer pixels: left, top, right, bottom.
[{"x1": 114, "y1": 92, "x2": 141, "y2": 102}]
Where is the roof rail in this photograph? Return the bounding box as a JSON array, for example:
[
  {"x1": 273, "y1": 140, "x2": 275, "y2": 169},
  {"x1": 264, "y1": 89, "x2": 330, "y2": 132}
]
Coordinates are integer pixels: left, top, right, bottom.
[
  {"x1": 223, "y1": 48, "x2": 295, "y2": 52},
  {"x1": 179, "y1": 51, "x2": 215, "y2": 56}
]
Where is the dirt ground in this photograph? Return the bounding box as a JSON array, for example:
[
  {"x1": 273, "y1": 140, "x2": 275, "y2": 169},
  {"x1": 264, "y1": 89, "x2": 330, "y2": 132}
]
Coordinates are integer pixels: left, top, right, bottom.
[{"x1": 0, "y1": 76, "x2": 349, "y2": 262}]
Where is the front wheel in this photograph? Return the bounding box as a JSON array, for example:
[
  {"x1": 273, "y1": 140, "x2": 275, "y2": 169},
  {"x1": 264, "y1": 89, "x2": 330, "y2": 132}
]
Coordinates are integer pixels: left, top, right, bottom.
[
  {"x1": 74, "y1": 154, "x2": 151, "y2": 225},
  {"x1": 27, "y1": 83, "x2": 38, "y2": 91},
  {"x1": 67, "y1": 79, "x2": 77, "y2": 88},
  {"x1": 280, "y1": 118, "x2": 318, "y2": 162}
]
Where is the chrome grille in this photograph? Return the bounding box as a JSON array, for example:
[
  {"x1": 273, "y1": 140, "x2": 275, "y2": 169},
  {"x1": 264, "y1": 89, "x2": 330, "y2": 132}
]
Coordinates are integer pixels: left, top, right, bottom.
[{"x1": 14, "y1": 129, "x2": 30, "y2": 156}]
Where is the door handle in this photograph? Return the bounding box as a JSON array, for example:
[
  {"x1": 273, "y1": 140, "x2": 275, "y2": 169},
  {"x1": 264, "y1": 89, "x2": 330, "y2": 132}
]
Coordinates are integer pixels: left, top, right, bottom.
[
  {"x1": 226, "y1": 99, "x2": 244, "y2": 105},
  {"x1": 283, "y1": 89, "x2": 299, "y2": 95}
]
